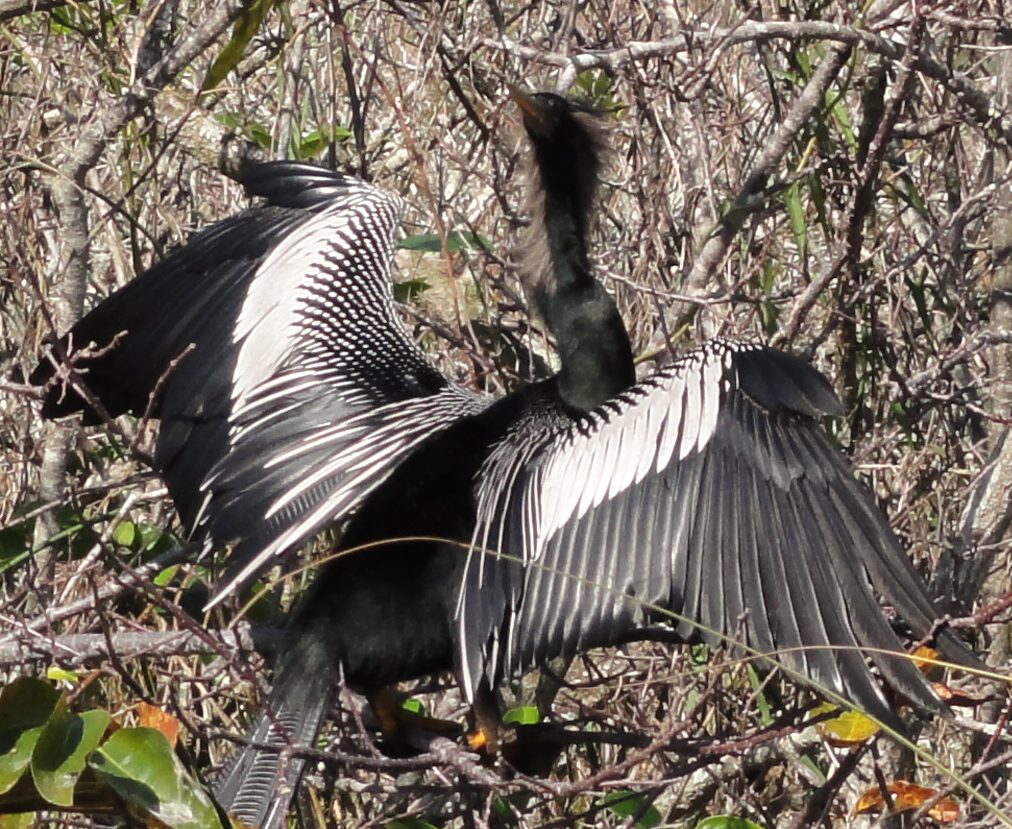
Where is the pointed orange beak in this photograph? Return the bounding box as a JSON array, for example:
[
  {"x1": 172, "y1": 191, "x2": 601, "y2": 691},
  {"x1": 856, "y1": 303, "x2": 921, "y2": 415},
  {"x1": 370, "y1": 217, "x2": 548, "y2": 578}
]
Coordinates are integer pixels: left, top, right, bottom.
[{"x1": 509, "y1": 86, "x2": 552, "y2": 137}]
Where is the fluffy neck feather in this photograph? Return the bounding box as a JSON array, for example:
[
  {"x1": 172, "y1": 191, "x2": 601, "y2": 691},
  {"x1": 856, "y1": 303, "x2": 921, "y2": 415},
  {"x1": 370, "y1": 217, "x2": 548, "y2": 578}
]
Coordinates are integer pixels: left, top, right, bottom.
[{"x1": 522, "y1": 105, "x2": 635, "y2": 412}]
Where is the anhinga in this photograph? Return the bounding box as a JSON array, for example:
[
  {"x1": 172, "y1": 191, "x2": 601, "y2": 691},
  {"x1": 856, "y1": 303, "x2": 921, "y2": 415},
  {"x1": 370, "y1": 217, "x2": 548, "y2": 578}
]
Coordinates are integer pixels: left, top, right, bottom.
[{"x1": 32, "y1": 91, "x2": 975, "y2": 827}]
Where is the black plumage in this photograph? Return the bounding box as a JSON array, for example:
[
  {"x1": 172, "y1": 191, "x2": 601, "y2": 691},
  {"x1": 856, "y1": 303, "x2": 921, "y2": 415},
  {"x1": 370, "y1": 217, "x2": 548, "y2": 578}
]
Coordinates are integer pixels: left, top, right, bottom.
[{"x1": 32, "y1": 91, "x2": 975, "y2": 828}]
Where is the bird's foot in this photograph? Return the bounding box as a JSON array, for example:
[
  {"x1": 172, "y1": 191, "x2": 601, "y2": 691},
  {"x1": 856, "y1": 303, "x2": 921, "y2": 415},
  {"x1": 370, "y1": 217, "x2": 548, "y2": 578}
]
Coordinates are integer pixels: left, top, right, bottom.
[
  {"x1": 464, "y1": 721, "x2": 565, "y2": 775},
  {"x1": 464, "y1": 722, "x2": 500, "y2": 754},
  {"x1": 367, "y1": 688, "x2": 462, "y2": 755}
]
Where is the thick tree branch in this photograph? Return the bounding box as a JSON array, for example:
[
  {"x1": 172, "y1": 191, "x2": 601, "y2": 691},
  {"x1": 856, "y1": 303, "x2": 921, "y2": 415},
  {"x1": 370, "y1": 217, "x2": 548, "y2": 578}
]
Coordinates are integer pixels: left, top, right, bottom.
[{"x1": 0, "y1": 626, "x2": 273, "y2": 666}]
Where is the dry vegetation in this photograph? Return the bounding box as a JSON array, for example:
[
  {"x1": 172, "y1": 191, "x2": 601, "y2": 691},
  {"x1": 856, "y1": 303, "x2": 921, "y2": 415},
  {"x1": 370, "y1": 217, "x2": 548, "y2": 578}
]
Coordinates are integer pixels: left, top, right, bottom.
[{"x1": 1, "y1": 0, "x2": 1010, "y2": 827}]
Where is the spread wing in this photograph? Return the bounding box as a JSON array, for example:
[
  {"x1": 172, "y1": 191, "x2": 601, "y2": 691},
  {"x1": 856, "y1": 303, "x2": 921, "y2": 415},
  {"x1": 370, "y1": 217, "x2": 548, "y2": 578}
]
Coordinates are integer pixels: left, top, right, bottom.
[
  {"x1": 457, "y1": 340, "x2": 974, "y2": 723},
  {"x1": 34, "y1": 162, "x2": 488, "y2": 602}
]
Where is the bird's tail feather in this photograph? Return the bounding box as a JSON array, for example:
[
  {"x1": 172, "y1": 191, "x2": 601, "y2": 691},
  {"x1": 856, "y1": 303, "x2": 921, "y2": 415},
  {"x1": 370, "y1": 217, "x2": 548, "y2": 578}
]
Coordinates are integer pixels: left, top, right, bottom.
[{"x1": 214, "y1": 640, "x2": 334, "y2": 829}]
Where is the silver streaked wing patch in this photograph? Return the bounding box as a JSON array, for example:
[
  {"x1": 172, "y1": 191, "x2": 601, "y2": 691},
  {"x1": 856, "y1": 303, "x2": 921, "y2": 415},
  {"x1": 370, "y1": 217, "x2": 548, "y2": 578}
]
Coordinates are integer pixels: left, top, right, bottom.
[
  {"x1": 527, "y1": 349, "x2": 731, "y2": 560},
  {"x1": 231, "y1": 187, "x2": 402, "y2": 415}
]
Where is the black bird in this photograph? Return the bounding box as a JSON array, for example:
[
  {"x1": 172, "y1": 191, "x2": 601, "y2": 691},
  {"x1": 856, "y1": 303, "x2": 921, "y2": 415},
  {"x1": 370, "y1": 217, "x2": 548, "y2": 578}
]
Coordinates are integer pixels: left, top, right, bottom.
[{"x1": 32, "y1": 91, "x2": 974, "y2": 827}]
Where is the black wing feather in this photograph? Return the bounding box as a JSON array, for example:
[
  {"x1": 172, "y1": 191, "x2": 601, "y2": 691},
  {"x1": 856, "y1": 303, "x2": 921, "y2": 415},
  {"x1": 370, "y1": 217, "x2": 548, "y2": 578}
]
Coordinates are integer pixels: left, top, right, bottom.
[
  {"x1": 34, "y1": 162, "x2": 488, "y2": 599},
  {"x1": 459, "y1": 340, "x2": 976, "y2": 722}
]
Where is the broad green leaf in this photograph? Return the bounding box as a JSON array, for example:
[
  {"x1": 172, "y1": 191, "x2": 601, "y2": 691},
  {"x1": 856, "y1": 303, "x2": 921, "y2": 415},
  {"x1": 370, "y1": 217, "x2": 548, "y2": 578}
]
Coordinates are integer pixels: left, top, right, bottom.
[
  {"x1": 398, "y1": 234, "x2": 441, "y2": 252},
  {"x1": 502, "y1": 706, "x2": 539, "y2": 726},
  {"x1": 202, "y1": 0, "x2": 275, "y2": 92},
  {"x1": 89, "y1": 728, "x2": 223, "y2": 829},
  {"x1": 696, "y1": 818, "x2": 764, "y2": 829},
  {"x1": 596, "y1": 791, "x2": 662, "y2": 829},
  {"x1": 112, "y1": 520, "x2": 135, "y2": 548},
  {"x1": 795, "y1": 49, "x2": 812, "y2": 79},
  {"x1": 0, "y1": 814, "x2": 34, "y2": 828},
  {"x1": 31, "y1": 699, "x2": 109, "y2": 806},
  {"x1": 214, "y1": 113, "x2": 271, "y2": 150},
  {"x1": 0, "y1": 678, "x2": 61, "y2": 794}
]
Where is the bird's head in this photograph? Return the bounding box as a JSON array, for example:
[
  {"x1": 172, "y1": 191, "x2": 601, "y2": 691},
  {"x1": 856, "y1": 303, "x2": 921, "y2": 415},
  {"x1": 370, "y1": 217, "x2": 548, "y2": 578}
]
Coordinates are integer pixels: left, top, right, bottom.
[{"x1": 511, "y1": 88, "x2": 604, "y2": 156}]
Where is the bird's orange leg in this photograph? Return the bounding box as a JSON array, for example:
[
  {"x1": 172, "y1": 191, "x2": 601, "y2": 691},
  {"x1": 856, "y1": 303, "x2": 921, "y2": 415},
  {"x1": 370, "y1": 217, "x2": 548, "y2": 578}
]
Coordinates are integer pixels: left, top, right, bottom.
[
  {"x1": 464, "y1": 682, "x2": 504, "y2": 754},
  {"x1": 367, "y1": 687, "x2": 462, "y2": 752}
]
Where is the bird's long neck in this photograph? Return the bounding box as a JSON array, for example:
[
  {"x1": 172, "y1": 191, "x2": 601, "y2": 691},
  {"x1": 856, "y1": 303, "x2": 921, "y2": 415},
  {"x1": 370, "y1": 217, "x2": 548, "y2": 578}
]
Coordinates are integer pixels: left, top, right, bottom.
[{"x1": 532, "y1": 142, "x2": 636, "y2": 413}]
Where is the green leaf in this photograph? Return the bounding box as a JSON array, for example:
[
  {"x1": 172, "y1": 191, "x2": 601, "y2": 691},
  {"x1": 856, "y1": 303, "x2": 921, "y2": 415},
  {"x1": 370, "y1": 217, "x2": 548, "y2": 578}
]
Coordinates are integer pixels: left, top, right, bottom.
[
  {"x1": 153, "y1": 564, "x2": 180, "y2": 588},
  {"x1": 745, "y1": 665, "x2": 772, "y2": 726},
  {"x1": 400, "y1": 698, "x2": 424, "y2": 715},
  {"x1": 247, "y1": 121, "x2": 273, "y2": 151},
  {"x1": 905, "y1": 273, "x2": 932, "y2": 333},
  {"x1": 808, "y1": 173, "x2": 828, "y2": 230},
  {"x1": 695, "y1": 817, "x2": 764, "y2": 829},
  {"x1": 502, "y1": 706, "x2": 539, "y2": 726},
  {"x1": 202, "y1": 0, "x2": 275, "y2": 92},
  {"x1": 759, "y1": 300, "x2": 778, "y2": 335},
  {"x1": 397, "y1": 231, "x2": 490, "y2": 253},
  {"x1": 293, "y1": 125, "x2": 351, "y2": 160},
  {"x1": 895, "y1": 176, "x2": 929, "y2": 218},
  {"x1": 0, "y1": 814, "x2": 34, "y2": 829},
  {"x1": 784, "y1": 182, "x2": 807, "y2": 256},
  {"x1": 826, "y1": 91, "x2": 857, "y2": 151},
  {"x1": 214, "y1": 111, "x2": 241, "y2": 131},
  {"x1": 596, "y1": 791, "x2": 662, "y2": 829},
  {"x1": 0, "y1": 525, "x2": 28, "y2": 564},
  {"x1": 573, "y1": 70, "x2": 622, "y2": 113},
  {"x1": 139, "y1": 524, "x2": 177, "y2": 559},
  {"x1": 398, "y1": 233, "x2": 442, "y2": 252},
  {"x1": 0, "y1": 678, "x2": 61, "y2": 794},
  {"x1": 89, "y1": 728, "x2": 223, "y2": 829},
  {"x1": 393, "y1": 278, "x2": 431, "y2": 303},
  {"x1": 490, "y1": 796, "x2": 517, "y2": 826},
  {"x1": 31, "y1": 699, "x2": 109, "y2": 806},
  {"x1": 112, "y1": 520, "x2": 136, "y2": 548},
  {"x1": 214, "y1": 113, "x2": 271, "y2": 149},
  {"x1": 446, "y1": 231, "x2": 491, "y2": 252},
  {"x1": 44, "y1": 667, "x2": 79, "y2": 686},
  {"x1": 386, "y1": 820, "x2": 439, "y2": 829},
  {"x1": 296, "y1": 128, "x2": 328, "y2": 160}
]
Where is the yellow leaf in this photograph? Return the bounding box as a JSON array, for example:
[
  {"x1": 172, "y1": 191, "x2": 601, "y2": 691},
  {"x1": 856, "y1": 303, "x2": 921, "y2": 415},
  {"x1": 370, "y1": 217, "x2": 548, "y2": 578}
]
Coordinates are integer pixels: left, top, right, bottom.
[{"x1": 811, "y1": 703, "x2": 880, "y2": 745}]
